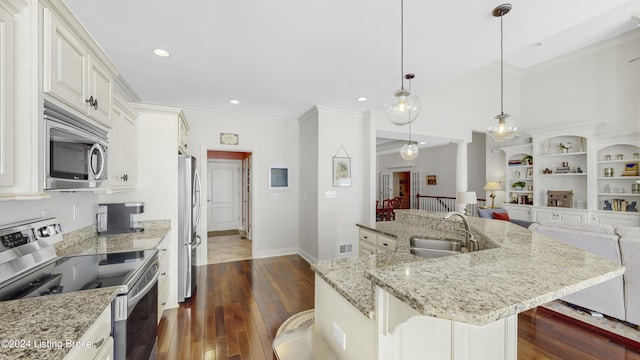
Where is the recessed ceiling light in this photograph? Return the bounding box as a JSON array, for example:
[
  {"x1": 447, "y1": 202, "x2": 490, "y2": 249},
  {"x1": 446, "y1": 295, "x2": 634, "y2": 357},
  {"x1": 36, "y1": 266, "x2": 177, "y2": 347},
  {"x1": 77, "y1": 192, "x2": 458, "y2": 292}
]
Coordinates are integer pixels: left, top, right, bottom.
[
  {"x1": 152, "y1": 48, "x2": 170, "y2": 57},
  {"x1": 357, "y1": 97, "x2": 368, "y2": 102},
  {"x1": 419, "y1": 141, "x2": 426, "y2": 145},
  {"x1": 230, "y1": 99, "x2": 240, "y2": 105}
]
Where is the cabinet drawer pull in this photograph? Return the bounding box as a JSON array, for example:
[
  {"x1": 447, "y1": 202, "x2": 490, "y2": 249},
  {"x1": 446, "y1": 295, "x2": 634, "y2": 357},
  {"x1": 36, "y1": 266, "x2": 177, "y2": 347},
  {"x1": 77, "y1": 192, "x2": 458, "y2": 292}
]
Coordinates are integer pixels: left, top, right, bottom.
[
  {"x1": 161, "y1": 301, "x2": 166, "y2": 306},
  {"x1": 161, "y1": 272, "x2": 167, "y2": 276},
  {"x1": 382, "y1": 243, "x2": 388, "y2": 246}
]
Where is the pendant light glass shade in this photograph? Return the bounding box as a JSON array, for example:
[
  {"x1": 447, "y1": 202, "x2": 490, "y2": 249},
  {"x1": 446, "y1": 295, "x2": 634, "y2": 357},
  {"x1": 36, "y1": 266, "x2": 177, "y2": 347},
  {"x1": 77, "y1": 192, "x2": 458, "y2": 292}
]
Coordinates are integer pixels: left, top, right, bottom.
[
  {"x1": 385, "y1": 89, "x2": 421, "y2": 126},
  {"x1": 487, "y1": 3, "x2": 518, "y2": 142},
  {"x1": 487, "y1": 113, "x2": 518, "y2": 141},
  {"x1": 400, "y1": 142, "x2": 419, "y2": 160}
]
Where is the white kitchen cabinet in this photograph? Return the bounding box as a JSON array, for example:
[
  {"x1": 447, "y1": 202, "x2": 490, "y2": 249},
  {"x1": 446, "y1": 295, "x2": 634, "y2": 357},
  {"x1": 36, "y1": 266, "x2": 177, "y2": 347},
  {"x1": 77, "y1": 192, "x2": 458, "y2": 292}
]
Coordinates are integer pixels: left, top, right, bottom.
[
  {"x1": 531, "y1": 207, "x2": 588, "y2": 224},
  {"x1": 64, "y1": 304, "x2": 113, "y2": 360},
  {"x1": 157, "y1": 234, "x2": 170, "y2": 323},
  {"x1": 43, "y1": 4, "x2": 115, "y2": 128},
  {"x1": 105, "y1": 94, "x2": 138, "y2": 191},
  {"x1": 0, "y1": 2, "x2": 17, "y2": 187},
  {"x1": 591, "y1": 210, "x2": 640, "y2": 227},
  {"x1": 358, "y1": 227, "x2": 397, "y2": 255}
]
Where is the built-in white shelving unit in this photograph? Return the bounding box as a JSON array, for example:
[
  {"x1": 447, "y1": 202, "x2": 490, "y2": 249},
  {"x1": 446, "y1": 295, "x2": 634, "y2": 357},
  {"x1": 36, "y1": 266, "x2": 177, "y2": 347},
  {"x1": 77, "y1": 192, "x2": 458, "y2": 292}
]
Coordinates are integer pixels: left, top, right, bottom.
[{"x1": 501, "y1": 124, "x2": 639, "y2": 226}]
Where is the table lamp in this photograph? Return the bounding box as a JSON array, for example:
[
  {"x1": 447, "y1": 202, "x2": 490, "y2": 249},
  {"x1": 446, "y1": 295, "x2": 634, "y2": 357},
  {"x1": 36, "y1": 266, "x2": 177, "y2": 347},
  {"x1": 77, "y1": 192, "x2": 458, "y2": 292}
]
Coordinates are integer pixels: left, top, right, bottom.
[
  {"x1": 457, "y1": 191, "x2": 478, "y2": 216},
  {"x1": 484, "y1": 181, "x2": 502, "y2": 208}
]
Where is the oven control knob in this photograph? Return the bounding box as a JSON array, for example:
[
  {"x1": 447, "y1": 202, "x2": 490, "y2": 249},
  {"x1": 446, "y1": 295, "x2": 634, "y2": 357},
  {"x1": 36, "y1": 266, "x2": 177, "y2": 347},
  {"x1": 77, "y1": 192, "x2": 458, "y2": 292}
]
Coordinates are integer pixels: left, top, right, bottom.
[
  {"x1": 38, "y1": 225, "x2": 61, "y2": 237},
  {"x1": 38, "y1": 227, "x2": 50, "y2": 237}
]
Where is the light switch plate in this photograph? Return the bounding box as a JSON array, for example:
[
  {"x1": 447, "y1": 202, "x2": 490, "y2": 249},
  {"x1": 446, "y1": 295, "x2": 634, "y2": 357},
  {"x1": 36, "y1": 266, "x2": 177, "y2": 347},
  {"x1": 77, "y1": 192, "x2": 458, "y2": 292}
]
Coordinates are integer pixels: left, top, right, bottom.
[{"x1": 325, "y1": 191, "x2": 337, "y2": 199}]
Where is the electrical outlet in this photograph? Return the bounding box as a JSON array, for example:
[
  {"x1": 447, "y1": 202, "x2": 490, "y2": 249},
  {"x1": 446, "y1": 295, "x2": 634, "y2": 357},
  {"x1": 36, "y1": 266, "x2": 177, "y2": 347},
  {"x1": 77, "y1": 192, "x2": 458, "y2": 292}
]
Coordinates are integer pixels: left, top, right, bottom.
[
  {"x1": 332, "y1": 321, "x2": 346, "y2": 351},
  {"x1": 72, "y1": 204, "x2": 79, "y2": 220}
]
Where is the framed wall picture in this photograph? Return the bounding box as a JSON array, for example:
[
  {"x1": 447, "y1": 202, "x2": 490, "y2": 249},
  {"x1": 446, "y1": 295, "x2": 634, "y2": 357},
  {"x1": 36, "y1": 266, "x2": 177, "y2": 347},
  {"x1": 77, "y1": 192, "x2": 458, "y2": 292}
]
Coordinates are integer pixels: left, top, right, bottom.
[
  {"x1": 426, "y1": 175, "x2": 437, "y2": 185},
  {"x1": 333, "y1": 157, "x2": 351, "y2": 187}
]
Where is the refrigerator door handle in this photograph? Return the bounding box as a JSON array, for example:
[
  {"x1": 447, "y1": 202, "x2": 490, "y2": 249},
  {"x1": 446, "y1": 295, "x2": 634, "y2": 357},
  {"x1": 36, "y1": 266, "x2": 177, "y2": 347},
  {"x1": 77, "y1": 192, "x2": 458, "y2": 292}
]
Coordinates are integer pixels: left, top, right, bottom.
[
  {"x1": 193, "y1": 168, "x2": 202, "y2": 229},
  {"x1": 187, "y1": 234, "x2": 202, "y2": 247}
]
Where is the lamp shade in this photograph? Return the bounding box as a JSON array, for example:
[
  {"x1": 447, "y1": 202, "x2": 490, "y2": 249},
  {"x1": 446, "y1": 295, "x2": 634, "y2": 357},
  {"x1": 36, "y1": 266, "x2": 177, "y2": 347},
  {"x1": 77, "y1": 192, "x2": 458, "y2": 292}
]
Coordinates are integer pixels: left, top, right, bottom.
[
  {"x1": 484, "y1": 181, "x2": 502, "y2": 191},
  {"x1": 457, "y1": 191, "x2": 477, "y2": 205}
]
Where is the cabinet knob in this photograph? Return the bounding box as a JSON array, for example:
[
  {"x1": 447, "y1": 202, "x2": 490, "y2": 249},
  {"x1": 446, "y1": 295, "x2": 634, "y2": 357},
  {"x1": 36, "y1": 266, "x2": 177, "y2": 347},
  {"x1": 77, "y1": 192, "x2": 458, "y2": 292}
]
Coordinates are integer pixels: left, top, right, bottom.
[{"x1": 85, "y1": 96, "x2": 99, "y2": 110}]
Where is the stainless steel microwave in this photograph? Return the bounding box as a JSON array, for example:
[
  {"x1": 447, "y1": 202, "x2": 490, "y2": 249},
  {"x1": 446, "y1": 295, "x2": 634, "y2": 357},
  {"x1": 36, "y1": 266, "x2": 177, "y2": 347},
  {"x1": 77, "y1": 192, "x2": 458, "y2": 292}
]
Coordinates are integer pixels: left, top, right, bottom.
[{"x1": 44, "y1": 101, "x2": 108, "y2": 190}]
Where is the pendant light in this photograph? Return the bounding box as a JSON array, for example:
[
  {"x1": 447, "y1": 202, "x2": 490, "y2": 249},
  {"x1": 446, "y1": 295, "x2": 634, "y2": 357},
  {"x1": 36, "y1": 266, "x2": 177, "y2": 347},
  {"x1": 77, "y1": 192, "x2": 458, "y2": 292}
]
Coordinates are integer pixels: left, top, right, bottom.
[
  {"x1": 384, "y1": 0, "x2": 421, "y2": 126},
  {"x1": 486, "y1": 3, "x2": 519, "y2": 142},
  {"x1": 400, "y1": 124, "x2": 419, "y2": 160}
]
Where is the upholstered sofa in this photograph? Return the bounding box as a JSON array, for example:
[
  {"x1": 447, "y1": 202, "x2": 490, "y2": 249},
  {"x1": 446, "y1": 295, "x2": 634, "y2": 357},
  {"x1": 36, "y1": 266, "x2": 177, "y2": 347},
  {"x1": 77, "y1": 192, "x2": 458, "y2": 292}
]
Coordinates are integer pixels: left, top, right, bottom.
[
  {"x1": 477, "y1": 208, "x2": 535, "y2": 228},
  {"x1": 529, "y1": 221, "x2": 640, "y2": 325}
]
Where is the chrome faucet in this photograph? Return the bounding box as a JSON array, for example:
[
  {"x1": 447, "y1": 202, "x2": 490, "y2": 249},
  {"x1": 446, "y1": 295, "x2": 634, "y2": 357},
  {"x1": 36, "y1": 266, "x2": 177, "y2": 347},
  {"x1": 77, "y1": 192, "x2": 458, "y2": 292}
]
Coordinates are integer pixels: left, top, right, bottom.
[{"x1": 443, "y1": 211, "x2": 478, "y2": 252}]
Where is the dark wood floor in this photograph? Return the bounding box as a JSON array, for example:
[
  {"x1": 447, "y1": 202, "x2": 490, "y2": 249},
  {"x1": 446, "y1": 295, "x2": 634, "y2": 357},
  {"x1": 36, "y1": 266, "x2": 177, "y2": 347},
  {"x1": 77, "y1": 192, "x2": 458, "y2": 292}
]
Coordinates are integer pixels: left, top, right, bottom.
[{"x1": 158, "y1": 255, "x2": 640, "y2": 360}]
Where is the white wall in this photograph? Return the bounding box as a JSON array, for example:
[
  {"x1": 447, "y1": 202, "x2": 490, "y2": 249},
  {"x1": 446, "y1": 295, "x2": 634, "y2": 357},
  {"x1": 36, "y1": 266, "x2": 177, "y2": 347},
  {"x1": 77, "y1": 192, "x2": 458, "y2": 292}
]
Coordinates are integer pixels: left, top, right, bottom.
[
  {"x1": 0, "y1": 192, "x2": 98, "y2": 231},
  {"x1": 186, "y1": 108, "x2": 300, "y2": 260},
  {"x1": 298, "y1": 107, "x2": 366, "y2": 262},
  {"x1": 521, "y1": 29, "x2": 640, "y2": 135},
  {"x1": 316, "y1": 108, "x2": 365, "y2": 261}
]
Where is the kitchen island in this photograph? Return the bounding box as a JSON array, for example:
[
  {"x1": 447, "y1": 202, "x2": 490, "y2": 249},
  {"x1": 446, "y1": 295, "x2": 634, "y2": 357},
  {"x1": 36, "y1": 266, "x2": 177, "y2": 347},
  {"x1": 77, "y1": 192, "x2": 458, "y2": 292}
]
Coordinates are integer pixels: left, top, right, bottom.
[{"x1": 313, "y1": 210, "x2": 625, "y2": 360}]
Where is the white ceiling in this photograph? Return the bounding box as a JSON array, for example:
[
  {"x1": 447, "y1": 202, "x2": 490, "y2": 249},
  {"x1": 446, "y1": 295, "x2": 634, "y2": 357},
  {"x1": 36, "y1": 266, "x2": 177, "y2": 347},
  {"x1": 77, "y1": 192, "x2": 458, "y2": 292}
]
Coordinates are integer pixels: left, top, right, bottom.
[{"x1": 65, "y1": 0, "x2": 640, "y2": 123}]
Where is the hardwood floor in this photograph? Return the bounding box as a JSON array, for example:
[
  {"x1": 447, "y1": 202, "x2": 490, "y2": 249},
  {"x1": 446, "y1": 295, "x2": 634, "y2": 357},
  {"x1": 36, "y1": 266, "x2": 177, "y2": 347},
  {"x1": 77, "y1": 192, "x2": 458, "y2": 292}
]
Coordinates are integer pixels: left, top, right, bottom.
[{"x1": 158, "y1": 255, "x2": 640, "y2": 360}]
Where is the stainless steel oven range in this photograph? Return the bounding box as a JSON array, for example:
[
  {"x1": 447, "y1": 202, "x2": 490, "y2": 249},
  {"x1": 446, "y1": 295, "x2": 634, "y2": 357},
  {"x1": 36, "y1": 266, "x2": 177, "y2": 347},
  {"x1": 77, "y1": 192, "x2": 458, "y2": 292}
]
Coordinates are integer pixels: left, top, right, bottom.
[{"x1": 0, "y1": 218, "x2": 158, "y2": 360}]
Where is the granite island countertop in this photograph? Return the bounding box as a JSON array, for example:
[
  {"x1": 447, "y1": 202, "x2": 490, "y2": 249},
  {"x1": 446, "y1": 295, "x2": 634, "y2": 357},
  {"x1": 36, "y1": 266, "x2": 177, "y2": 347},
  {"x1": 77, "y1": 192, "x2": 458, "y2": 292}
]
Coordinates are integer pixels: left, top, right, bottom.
[
  {"x1": 0, "y1": 287, "x2": 122, "y2": 360},
  {"x1": 313, "y1": 210, "x2": 625, "y2": 326}
]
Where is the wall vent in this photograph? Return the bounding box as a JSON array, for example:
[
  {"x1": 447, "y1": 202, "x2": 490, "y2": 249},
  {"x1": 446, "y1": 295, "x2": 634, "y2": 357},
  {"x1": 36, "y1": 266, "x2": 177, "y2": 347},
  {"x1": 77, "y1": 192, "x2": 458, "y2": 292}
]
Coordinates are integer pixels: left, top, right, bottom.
[{"x1": 339, "y1": 244, "x2": 353, "y2": 254}]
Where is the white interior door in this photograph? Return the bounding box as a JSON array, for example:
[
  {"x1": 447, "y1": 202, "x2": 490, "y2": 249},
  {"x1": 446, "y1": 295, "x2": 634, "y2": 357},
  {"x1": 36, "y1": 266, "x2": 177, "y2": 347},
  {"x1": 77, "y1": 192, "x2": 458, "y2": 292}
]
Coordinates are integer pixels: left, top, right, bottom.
[{"x1": 207, "y1": 161, "x2": 241, "y2": 232}]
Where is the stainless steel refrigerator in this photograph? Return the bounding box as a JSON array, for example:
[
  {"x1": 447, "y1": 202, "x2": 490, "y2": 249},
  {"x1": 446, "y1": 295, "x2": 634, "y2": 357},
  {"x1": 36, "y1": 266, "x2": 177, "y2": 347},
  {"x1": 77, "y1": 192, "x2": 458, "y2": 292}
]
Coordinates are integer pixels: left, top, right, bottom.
[{"x1": 178, "y1": 154, "x2": 201, "y2": 303}]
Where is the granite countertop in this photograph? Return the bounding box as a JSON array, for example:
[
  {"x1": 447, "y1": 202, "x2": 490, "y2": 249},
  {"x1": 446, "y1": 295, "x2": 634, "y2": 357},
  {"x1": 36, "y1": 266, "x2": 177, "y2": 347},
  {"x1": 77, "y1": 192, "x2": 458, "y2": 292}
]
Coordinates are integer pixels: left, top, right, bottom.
[
  {"x1": 313, "y1": 210, "x2": 625, "y2": 326},
  {"x1": 55, "y1": 219, "x2": 170, "y2": 256},
  {"x1": 0, "y1": 287, "x2": 122, "y2": 360}
]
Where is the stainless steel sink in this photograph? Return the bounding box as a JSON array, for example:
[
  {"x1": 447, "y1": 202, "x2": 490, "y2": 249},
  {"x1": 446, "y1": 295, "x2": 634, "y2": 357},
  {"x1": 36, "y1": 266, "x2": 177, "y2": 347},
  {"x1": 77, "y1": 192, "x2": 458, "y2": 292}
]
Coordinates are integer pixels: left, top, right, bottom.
[{"x1": 409, "y1": 237, "x2": 463, "y2": 259}]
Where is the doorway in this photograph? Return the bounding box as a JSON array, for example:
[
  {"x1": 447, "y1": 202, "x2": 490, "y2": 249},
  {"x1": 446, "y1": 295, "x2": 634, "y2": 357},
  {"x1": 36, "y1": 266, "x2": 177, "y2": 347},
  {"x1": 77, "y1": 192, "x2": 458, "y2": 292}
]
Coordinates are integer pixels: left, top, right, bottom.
[
  {"x1": 206, "y1": 151, "x2": 253, "y2": 264},
  {"x1": 393, "y1": 171, "x2": 411, "y2": 209}
]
